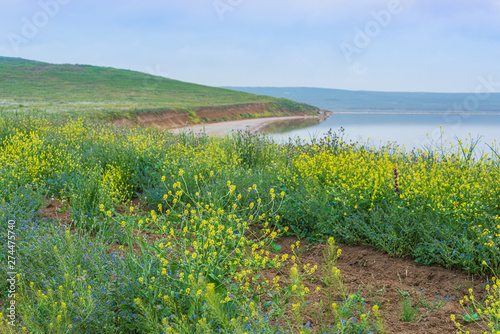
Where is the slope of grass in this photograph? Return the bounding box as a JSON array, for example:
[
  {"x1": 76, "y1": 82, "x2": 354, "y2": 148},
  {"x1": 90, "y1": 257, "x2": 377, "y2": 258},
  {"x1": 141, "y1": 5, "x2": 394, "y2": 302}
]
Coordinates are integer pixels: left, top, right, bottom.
[{"x1": 0, "y1": 57, "x2": 319, "y2": 119}]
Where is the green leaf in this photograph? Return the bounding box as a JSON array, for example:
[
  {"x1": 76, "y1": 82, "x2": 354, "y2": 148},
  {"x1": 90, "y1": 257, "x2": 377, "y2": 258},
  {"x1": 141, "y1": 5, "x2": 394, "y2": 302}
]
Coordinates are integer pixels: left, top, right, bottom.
[
  {"x1": 459, "y1": 313, "x2": 479, "y2": 322},
  {"x1": 270, "y1": 242, "x2": 281, "y2": 253},
  {"x1": 263, "y1": 301, "x2": 272, "y2": 313}
]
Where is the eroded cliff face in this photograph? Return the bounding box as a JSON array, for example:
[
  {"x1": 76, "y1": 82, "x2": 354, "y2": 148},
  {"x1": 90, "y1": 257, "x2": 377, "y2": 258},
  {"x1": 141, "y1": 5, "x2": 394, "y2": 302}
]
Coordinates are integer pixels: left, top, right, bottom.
[{"x1": 112, "y1": 102, "x2": 327, "y2": 130}]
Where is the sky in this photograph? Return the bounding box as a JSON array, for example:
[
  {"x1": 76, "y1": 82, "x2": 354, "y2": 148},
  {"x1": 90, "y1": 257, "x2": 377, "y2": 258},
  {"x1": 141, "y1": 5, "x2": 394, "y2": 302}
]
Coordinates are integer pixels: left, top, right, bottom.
[{"x1": 0, "y1": 0, "x2": 499, "y2": 93}]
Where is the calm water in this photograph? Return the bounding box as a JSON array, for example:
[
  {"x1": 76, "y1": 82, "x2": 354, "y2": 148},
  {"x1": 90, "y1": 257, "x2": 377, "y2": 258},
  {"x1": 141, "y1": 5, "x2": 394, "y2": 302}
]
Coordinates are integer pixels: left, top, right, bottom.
[{"x1": 264, "y1": 113, "x2": 500, "y2": 153}]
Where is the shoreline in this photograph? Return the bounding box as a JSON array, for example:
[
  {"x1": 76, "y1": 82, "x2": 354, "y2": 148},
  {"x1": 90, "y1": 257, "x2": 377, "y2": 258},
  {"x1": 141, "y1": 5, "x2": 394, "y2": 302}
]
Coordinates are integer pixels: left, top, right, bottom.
[
  {"x1": 168, "y1": 110, "x2": 499, "y2": 136},
  {"x1": 169, "y1": 115, "x2": 318, "y2": 135}
]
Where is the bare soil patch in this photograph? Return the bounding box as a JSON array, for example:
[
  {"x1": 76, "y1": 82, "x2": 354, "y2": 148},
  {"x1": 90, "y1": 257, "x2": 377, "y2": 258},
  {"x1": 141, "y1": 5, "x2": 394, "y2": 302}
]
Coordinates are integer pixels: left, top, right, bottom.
[
  {"x1": 262, "y1": 235, "x2": 486, "y2": 333},
  {"x1": 39, "y1": 198, "x2": 71, "y2": 225}
]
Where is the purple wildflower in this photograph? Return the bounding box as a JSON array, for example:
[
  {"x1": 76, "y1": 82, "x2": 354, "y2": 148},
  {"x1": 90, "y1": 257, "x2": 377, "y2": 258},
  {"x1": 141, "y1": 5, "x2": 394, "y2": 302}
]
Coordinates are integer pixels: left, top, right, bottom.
[{"x1": 394, "y1": 168, "x2": 400, "y2": 197}]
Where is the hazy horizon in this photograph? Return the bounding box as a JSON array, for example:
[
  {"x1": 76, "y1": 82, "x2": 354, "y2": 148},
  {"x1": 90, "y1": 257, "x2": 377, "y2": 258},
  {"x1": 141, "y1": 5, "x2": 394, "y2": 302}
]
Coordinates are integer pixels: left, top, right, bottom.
[{"x1": 223, "y1": 85, "x2": 500, "y2": 95}]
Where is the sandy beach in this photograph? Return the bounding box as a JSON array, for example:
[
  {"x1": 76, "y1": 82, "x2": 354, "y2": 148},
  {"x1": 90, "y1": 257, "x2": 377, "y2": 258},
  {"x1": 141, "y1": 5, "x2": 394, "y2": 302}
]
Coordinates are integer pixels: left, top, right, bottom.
[{"x1": 169, "y1": 115, "x2": 317, "y2": 136}]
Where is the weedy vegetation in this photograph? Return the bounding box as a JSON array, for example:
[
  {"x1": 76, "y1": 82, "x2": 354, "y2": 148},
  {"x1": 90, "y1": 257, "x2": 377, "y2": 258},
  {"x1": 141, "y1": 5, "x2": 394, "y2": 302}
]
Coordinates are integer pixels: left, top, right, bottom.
[{"x1": 0, "y1": 111, "x2": 499, "y2": 333}]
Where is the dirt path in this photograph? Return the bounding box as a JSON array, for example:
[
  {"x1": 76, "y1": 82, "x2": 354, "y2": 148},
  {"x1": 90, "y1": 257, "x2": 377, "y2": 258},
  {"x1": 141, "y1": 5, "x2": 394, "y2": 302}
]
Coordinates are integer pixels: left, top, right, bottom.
[{"x1": 169, "y1": 116, "x2": 317, "y2": 136}]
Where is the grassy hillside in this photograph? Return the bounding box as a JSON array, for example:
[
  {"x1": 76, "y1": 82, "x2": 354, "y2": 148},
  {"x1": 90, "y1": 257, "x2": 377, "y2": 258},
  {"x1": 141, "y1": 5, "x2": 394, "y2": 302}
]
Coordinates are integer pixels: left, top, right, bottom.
[
  {"x1": 0, "y1": 57, "x2": 319, "y2": 119},
  {"x1": 224, "y1": 86, "x2": 500, "y2": 113}
]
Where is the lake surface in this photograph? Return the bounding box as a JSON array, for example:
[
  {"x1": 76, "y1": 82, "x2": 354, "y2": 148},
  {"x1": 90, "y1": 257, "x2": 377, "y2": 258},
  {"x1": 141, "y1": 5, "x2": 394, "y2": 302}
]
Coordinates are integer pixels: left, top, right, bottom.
[{"x1": 262, "y1": 112, "x2": 500, "y2": 153}]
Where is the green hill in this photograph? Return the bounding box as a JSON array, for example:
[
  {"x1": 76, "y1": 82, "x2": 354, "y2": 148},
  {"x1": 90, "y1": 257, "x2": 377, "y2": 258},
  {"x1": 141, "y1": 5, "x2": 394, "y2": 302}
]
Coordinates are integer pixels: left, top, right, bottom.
[{"x1": 0, "y1": 57, "x2": 320, "y2": 121}]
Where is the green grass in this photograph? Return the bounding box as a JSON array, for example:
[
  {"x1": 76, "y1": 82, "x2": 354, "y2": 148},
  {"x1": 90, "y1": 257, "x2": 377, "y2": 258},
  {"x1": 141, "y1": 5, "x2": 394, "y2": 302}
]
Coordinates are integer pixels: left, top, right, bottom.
[{"x1": 0, "y1": 57, "x2": 319, "y2": 120}]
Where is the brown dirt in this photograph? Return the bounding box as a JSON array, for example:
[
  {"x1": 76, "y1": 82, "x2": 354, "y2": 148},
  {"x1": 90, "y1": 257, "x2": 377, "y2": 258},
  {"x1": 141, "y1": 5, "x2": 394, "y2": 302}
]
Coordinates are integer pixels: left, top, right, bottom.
[
  {"x1": 39, "y1": 198, "x2": 72, "y2": 225},
  {"x1": 112, "y1": 102, "x2": 311, "y2": 130},
  {"x1": 135, "y1": 109, "x2": 192, "y2": 129},
  {"x1": 112, "y1": 117, "x2": 135, "y2": 127},
  {"x1": 38, "y1": 201, "x2": 488, "y2": 333},
  {"x1": 259, "y1": 235, "x2": 486, "y2": 333}
]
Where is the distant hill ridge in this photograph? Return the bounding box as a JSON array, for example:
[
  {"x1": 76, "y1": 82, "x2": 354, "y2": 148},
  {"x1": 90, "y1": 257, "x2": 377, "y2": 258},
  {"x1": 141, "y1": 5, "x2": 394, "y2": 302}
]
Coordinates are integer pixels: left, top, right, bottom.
[
  {"x1": 0, "y1": 57, "x2": 321, "y2": 124},
  {"x1": 223, "y1": 86, "x2": 500, "y2": 113}
]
